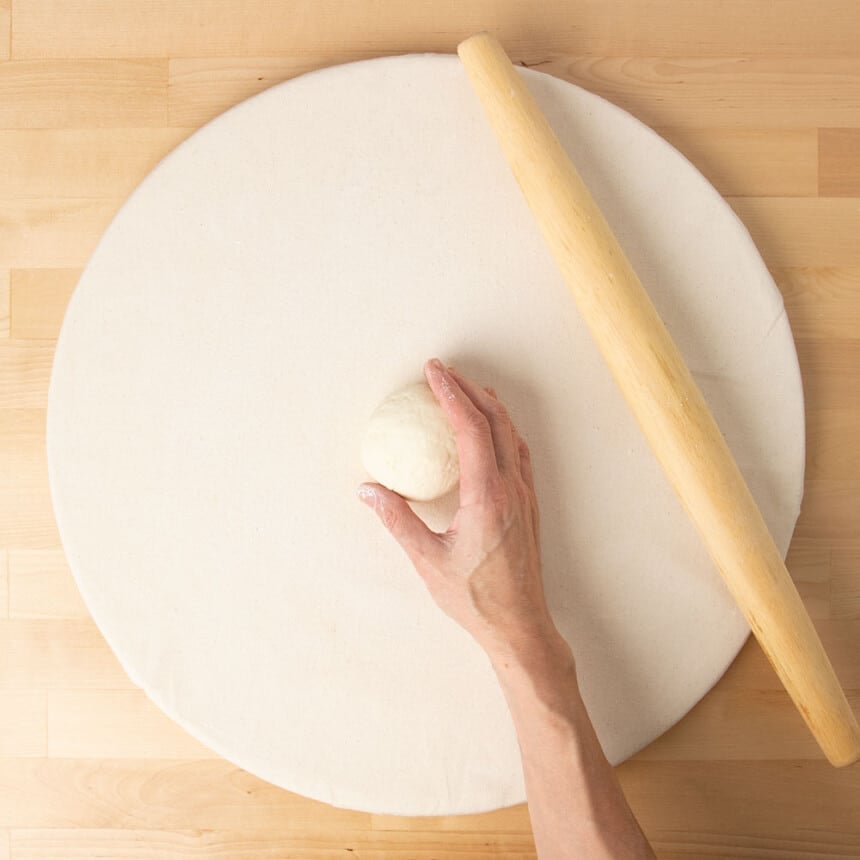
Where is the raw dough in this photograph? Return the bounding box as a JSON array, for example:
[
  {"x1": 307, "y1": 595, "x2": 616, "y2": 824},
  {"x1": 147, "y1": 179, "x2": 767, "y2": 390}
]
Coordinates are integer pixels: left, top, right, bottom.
[{"x1": 361, "y1": 382, "x2": 459, "y2": 502}]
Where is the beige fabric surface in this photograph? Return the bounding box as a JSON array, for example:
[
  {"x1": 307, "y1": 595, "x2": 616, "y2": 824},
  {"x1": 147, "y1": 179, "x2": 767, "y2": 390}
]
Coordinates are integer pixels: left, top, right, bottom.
[{"x1": 47, "y1": 55, "x2": 804, "y2": 815}]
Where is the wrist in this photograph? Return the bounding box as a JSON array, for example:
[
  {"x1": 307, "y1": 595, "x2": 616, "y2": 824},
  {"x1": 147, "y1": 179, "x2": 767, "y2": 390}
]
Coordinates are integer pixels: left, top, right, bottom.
[
  {"x1": 489, "y1": 627, "x2": 595, "y2": 745},
  {"x1": 488, "y1": 624, "x2": 577, "y2": 695}
]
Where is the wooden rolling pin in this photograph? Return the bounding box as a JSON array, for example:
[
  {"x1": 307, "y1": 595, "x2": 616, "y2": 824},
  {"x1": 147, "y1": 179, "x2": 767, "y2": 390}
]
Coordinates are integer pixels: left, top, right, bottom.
[{"x1": 457, "y1": 32, "x2": 860, "y2": 767}]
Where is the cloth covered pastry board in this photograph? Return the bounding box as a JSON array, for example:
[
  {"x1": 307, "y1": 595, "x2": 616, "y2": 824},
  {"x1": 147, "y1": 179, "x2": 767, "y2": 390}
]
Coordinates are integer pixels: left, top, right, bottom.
[{"x1": 47, "y1": 54, "x2": 804, "y2": 815}]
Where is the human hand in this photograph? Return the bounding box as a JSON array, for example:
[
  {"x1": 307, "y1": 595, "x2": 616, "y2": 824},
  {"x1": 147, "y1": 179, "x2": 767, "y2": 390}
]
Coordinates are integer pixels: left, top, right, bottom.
[{"x1": 358, "y1": 358, "x2": 563, "y2": 665}]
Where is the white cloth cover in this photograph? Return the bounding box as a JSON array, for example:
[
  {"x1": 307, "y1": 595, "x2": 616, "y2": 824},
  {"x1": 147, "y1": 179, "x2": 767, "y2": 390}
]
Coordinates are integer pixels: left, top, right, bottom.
[{"x1": 47, "y1": 55, "x2": 804, "y2": 815}]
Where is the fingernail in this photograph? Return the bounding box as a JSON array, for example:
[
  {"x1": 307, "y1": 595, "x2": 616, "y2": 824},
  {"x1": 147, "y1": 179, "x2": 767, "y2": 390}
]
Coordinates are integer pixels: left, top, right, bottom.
[
  {"x1": 357, "y1": 484, "x2": 377, "y2": 505},
  {"x1": 427, "y1": 358, "x2": 456, "y2": 401}
]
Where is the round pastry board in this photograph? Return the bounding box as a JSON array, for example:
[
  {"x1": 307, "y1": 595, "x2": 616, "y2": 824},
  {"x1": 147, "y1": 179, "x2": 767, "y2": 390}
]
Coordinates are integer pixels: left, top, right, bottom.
[{"x1": 47, "y1": 54, "x2": 804, "y2": 815}]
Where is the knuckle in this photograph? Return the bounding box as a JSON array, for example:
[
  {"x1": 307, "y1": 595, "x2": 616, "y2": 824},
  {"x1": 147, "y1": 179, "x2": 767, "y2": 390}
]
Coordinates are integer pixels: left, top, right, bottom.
[
  {"x1": 380, "y1": 502, "x2": 400, "y2": 532},
  {"x1": 489, "y1": 400, "x2": 509, "y2": 423},
  {"x1": 465, "y1": 408, "x2": 491, "y2": 437},
  {"x1": 482, "y1": 474, "x2": 505, "y2": 498},
  {"x1": 514, "y1": 480, "x2": 530, "y2": 506},
  {"x1": 483, "y1": 479, "x2": 513, "y2": 515}
]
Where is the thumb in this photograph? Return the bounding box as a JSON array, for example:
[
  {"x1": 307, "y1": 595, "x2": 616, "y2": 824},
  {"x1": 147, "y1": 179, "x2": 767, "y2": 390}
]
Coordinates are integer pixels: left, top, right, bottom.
[{"x1": 357, "y1": 483, "x2": 440, "y2": 566}]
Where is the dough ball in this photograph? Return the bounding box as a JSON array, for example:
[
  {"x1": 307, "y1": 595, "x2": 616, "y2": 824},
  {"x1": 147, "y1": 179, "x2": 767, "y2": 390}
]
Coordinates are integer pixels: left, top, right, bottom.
[{"x1": 361, "y1": 382, "x2": 459, "y2": 502}]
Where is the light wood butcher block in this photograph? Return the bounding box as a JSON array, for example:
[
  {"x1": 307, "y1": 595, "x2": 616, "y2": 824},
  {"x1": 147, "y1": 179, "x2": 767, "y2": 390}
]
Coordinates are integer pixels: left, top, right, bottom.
[{"x1": 0, "y1": 1, "x2": 858, "y2": 857}]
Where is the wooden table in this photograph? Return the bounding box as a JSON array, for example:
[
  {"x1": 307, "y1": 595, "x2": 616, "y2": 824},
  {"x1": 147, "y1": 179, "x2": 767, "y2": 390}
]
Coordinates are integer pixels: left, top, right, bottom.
[{"x1": 1, "y1": 2, "x2": 858, "y2": 857}]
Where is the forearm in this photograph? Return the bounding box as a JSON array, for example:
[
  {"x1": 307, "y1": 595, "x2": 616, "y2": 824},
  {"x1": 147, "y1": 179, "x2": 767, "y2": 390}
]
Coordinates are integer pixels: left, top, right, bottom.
[
  {"x1": 491, "y1": 631, "x2": 655, "y2": 860},
  {"x1": 364, "y1": 361, "x2": 654, "y2": 854}
]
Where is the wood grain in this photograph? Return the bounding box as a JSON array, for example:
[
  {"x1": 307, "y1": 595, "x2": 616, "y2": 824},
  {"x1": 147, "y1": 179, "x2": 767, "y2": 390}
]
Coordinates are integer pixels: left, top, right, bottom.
[
  {"x1": 167, "y1": 55, "x2": 860, "y2": 132},
  {"x1": 0, "y1": 60, "x2": 167, "y2": 129},
  {"x1": 0, "y1": 270, "x2": 9, "y2": 338},
  {"x1": 0, "y1": 346, "x2": 52, "y2": 408},
  {"x1": 775, "y1": 267, "x2": 860, "y2": 339},
  {"x1": 831, "y1": 548, "x2": 860, "y2": 620},
  {"x1": 0, "y1": 410, "x2": 58, "y2": 550},
  {"x1": 0, "y1": 199, "x2": 119, "y2": 268},
  {"x1": 0, "y1": 551, "x2": 6, "y2": 618},
  {"x1": 11, "y1": 0, "x2": 172, "y2": 59},
  {"x1": 8, "y1": 550, "x2": 87, "y2": 620},
  {"x1": 0, "y1": 0, "x2": 8, "y2": 62},
  {"x1": 168, "y1": 55, "x2": 398, "y2": 127},
  {"x1": 0, "y1": 759, "x2": 374, "y2": 829},
  {"x1": 0, "y1": 691, "x2": 46, "y2": 757},
  {"x1": 654, "y1": 128, "x2": 818, "y2": 198},
  {"x1": 526, "y1": 57, "x2": 860, "y2": 130},
  {"x1": 2, "y1": 0, "x2": 859, "y2": 856},
  {"x1": 0, "y1": 619, "x2": 133, "y2": 691},
  {"x1": 11, "y1": 829, "x2": 538, "y2": 860},
  {"x1": 0, "y1": 760, "x2": 856, "y2": 857},
  {"x1": 11, "y1": 1, "x2": 860, "y2": 59},
  {"x1": 819, "y1": 128, "x2": 860, "y2": 196},
  {"x1": 0, "y1": 129, "x2": 191, "y2": 199},
  {"x1": 728, "y1": 197, "x2": 860, "y2": 267},
  {"x1": 796, "y1": 481, "x2": 860, "y2": 542},
  {"x1": 794, "y1": 338, "x2": 860, "y2": 413},
  {"x1": 805, "y1": 409, "x2": 860, "y2": 480},
  {"x1": 9, "y1": 270, "x2": 77, "y2": 340},
  {"x1": 619, "y1": 761, "x2": 860, "y2": 858},
  {"x1": 47, "y1": 691, "x2": 211, "y2": 759},
  {"x1": 635, "y1": 689, "x2": 860, "y2": 761}
]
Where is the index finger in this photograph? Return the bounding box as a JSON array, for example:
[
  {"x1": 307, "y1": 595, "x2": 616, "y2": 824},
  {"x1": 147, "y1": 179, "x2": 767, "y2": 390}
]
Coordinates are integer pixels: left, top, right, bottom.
[{"x1": 424, "y1": 358, "x2": 500, "y2": 505}]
